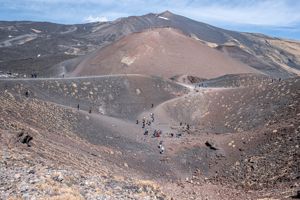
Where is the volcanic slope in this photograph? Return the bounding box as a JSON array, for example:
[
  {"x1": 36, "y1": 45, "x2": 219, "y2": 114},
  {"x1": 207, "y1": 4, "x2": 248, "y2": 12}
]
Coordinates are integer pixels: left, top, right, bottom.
[
  {"x1": 70, "y1": 28, "x2": 259, "y2": 79},
  {"x1": 0, "y1": 74, "x2": 188, "y2": 120},
  {"x1": 0, "y1": 75, "x2": 189, "y2": 183},
  {"x1": 151, "y1": 77, "x2": 300, "y2": 194},
  {"x1": 0, "y1": 75, "x2": 299, "y2": 199},
  {"x1": 0, "y1": 89, "x2": 171, "y2": 200},
  {"x1": 199, "y1": 73, "x2": 274, "y2": 88},
  {"x1": 155, "y1": 77, "x2": 300, "y2": 133},
  {"x1": 0, "y1": 81, "x2": 255, "y2": 200}
]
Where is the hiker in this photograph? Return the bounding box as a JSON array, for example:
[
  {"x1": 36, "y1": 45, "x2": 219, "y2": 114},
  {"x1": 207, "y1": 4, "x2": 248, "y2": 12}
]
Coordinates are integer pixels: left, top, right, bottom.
[
  {"x1": 159, "y1": 144, "x2": 165, "y2": 154},
  {"x1": 150, "y1": 113, "x2": 154, "y2": 122},
  {"x1": 160, "y1": 146, "x2": 164, "y2": 154},
  {"x1": 144, "y1": 129, "x2": 149, "y2": 135},
  {"x1": 151, "y1": 104, "x2": 154, "y2": 108},
  {"x1": 136, "y1": 120, "x2": 139, "y2": 124},
  {"x1": 89, "y1": 108, "x2": 92, "y2": 114},
  {"x1": 77, "y1": 104, "x2": 80, "y2": 110},
  {"x1": 156, "y1": 130, "x2": 161, "y2": 137},
  {"x1": 153, "y1": 130, "x2": 160, "y2": 137},
  {"x1": 158, "y1": 143, "x2": 162, "y2": 149},
  {"x1": 25, "y1": 91, "x2": 29, "y2": 97}
]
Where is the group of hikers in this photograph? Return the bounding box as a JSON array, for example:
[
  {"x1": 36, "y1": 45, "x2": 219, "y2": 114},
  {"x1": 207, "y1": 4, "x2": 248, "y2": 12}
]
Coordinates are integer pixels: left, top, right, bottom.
[
  {"x1": 136, "y1": 107, "x2": 165, "y2": 154},
  {"x1": 180, "y1": 122, "x2": 190, "y2": 131},
  {"x1": 136, "y1": 104, "x2": 193, "y2": 154},
  {"x1": 137, "y1": 112, "x2": 159, "y2": 137}
]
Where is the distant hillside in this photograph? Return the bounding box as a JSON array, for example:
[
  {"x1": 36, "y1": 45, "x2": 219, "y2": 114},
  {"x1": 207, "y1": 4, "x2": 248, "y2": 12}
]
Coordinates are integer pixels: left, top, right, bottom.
[
  {"x1": 69, "y1": 28, "x2": 259, "y2": 79},
  {"x1": 0, "y1": 11, "x2": 300, "y2": 78}
]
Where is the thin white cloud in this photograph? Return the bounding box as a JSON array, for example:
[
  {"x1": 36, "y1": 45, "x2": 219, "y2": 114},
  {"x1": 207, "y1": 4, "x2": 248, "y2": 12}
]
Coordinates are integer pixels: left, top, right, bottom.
[
  {"x1": 84, "y1": 15, "x2": 108, "y2": 23},
  {"x1": 174, "y1": 0, "x2": 300, "y2": 27},
  {"x1": 2, "y1": 0, "x2": 300, "y2": 28}
]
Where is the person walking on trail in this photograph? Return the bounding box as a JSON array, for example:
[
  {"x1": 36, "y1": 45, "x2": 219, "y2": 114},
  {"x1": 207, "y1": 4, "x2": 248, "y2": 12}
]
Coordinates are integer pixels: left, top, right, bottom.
[
  {"x1": 136, "y1": 120, "x2": 139, "y2": 124},
  {"x1": 158, "y1": 142, "x2": 165, "y2": 154},
  {"x1": 142, "y1": 117, "x2": 146, "y2": 128},
  {"x1": 150, "y1": 113, "x2": 154, "y2": 122},
  {"x1": 154, "y1": 130, "x2": 161, "y2": 137},
  {"x1": 25, "y1": 91, "x2": 29, "y2": 97},
  {"x1": 151, "y1": 104, "x2": 154, "y2": 108},
  {"x1": 77, "y1": 104, "x2": 80, "y2": 110},
  {"x1": 160, "y1": 146, "x2": 165, "y2": 154},
  {"x1": 144, "y1": 129, "x2": 149, "y2": 136}
]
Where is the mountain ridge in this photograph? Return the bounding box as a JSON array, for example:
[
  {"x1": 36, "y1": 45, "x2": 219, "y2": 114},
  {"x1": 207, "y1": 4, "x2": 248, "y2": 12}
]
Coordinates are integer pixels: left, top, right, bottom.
[{"x1": 0, "y1": 11, "x2": 300, "y2": 78}]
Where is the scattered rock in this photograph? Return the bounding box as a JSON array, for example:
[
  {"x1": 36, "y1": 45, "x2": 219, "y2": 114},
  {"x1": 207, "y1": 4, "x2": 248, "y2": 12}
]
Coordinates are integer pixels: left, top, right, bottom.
[
  {"x1": 17, "y1": 132, "x2": 33, "y2": 147},
  {"x1": 291, "y1": 190, "x2": 300, "y2": 198},
  {"x1": 205, "y1": 141, "x2": 218, "y2": 150},
  {"x1": 52, "y1": 172, "x2": 64, "y2": 182}
]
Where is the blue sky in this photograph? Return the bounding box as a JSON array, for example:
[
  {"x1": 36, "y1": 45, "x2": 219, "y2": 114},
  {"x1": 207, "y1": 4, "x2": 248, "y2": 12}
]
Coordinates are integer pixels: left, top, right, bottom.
[{"x1": 1, "y1": 0, "x2": 300, "y2": 40}]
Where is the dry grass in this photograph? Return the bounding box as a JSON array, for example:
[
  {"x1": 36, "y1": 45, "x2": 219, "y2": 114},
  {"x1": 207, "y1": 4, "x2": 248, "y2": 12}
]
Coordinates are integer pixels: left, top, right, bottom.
[
  {"x1": 44, "y1": 193, "x2": 84, "y2": 200},
  {"x1": 36, "y1": 178, "x2": 83, "y2": 200},
  {"x1": 135, "y1": 179, "x2": 159, "y2": 190},
  {"x1": 7, "y1": 197, "x2": 23, "y2": 200}
]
